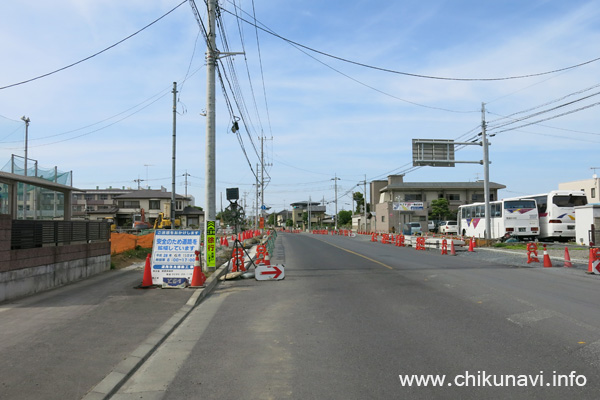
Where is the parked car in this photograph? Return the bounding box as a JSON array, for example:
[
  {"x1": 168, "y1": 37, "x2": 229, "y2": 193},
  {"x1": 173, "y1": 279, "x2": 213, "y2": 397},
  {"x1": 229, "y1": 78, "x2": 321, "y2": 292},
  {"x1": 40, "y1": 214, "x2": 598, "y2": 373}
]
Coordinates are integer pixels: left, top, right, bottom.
[
  {"x1": 404, "y1": 222, "x2": 422, "y2": 235},
  {"x1": 438, "y1": 220, "x2": 458, "y2": 235},
  {"x1": 427, "y1": 221, "x2": 437, "y2": 232}
]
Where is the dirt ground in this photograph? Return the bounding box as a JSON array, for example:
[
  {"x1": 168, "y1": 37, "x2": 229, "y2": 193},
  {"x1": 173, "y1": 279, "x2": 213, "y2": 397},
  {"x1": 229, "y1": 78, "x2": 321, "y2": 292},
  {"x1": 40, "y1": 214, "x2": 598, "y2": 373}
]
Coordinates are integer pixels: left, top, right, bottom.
[{"x1": 111, "y1": 253, "x2": 147, "y2": 269}]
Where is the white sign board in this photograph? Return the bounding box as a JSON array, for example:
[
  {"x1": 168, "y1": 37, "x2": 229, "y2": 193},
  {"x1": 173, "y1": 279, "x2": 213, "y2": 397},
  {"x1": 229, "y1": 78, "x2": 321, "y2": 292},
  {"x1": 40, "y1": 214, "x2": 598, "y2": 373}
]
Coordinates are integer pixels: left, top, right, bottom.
[
  {"x1": 393, "y1": 202, "x2": 424, "y2": 211},
  {"x1": 151, "y1": 229, "x2": 202, "y2": 285},
  {"x1": 255, "y1": 264, "x2": 285, "y2": 281}
]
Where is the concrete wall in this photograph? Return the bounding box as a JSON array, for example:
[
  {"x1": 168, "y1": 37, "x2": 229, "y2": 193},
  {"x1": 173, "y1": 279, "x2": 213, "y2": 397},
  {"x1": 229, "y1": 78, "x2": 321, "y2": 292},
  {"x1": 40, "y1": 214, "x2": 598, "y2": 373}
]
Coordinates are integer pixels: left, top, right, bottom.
[{"x1": 0, "y1": 214, "x2": 111, "y2": 303}]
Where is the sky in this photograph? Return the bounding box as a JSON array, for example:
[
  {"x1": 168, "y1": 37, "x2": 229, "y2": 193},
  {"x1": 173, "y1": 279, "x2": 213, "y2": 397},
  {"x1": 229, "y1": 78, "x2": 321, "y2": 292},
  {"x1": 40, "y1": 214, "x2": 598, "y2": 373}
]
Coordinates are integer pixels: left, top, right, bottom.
[{"x1": 1, "y1": 0, "x2": 600, "y2": 218}]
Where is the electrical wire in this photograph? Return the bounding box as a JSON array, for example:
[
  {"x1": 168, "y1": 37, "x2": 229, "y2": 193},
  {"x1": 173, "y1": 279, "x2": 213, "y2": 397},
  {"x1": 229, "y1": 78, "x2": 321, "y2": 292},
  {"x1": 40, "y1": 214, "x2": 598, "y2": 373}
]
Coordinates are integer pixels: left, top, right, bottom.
[
  {"x1": 223, "y1": 1, "x2": 476, "y2": 114},
  {"x1": 221, "y1": 7, "x2": 600, "y2": 82},
  {"x1": 0, "y1": 1, "x2": 187, "y2": 91}
]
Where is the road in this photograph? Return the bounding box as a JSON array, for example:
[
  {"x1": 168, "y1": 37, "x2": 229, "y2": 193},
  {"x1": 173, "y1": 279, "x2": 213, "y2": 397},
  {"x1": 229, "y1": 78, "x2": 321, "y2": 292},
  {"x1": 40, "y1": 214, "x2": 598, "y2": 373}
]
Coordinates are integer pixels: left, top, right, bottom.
[
  {"x1": 3, "y1": 232, "x2": 600, "y2": 399},
  {"x1": 118, "y1": 233, "x2": 600, "y2": 399}
]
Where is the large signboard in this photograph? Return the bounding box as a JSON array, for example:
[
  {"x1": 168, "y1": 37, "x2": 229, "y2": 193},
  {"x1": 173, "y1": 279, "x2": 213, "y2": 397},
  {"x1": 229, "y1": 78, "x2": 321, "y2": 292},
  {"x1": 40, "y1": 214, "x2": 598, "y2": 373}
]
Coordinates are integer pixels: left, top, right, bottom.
[
  {"x1": 393, "y1": 202, "x2": 424, "y2": 211},
  {"x1": 151, "y1": 230, "x2": 202, "y2": 285},
  {"x1": 412, "y1": 139, "x2": 455, "y2": 167}
]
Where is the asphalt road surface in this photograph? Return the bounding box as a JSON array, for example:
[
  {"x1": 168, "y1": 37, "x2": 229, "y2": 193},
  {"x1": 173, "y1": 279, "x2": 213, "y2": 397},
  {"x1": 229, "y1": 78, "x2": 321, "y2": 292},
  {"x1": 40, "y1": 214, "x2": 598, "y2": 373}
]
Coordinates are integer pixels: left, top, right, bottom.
[
  {"x1": 113, "y1": 232, "x2": 600, "y2": 399},
  {"x1": 3, "y1": 232, "x2": 600, "y2": 399}
]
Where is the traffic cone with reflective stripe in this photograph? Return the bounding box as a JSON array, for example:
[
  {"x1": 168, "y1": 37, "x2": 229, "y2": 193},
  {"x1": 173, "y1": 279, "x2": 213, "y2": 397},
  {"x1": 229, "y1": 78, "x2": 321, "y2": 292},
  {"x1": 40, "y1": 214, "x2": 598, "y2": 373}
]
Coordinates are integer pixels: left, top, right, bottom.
[
  {"x1": 563, "y1": 247, "x2": 573, "y2": 268},
  {"x1": 141, "y1": 254, "x2": 153, "y2": 288},
  {"x1": 190, "y1": 250, "x2": 206, "y2": 287},
  {"x1": 450, "y1": 240, "x2": 457, "y2": 256},
  {"x1": 468, "y1": 237, "x2": 475, "y2": 252},
  {"x1": 543, "y1": 245, "x2": 552, "y2": 268}
]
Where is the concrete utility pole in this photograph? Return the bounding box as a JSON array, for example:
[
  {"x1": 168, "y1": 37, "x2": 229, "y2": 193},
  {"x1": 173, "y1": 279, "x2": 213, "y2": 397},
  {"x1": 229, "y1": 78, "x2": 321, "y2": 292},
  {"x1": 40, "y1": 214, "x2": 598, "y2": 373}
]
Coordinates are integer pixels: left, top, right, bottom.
[
  {"x1": 363, "y1": 176, "x2": 368, "y2": 233},
  {"x1": 171, "y1": 82, "x2": 177, "y2": 226},
  {"x1": 332, "y1": 174, "x2": 340, "y2": 230},
  {"x1": 183, "y1": 171, "x2": 190, "y2": 197},
  {"x1": 21, "y1": 116, "x2": 30, "y2": 220},
  {"x1": 482, "y1": 103, "x2": 491, "y2": 240},
  {"x1": 205, "y1": 0, "x2": 217, "y2": 255}
]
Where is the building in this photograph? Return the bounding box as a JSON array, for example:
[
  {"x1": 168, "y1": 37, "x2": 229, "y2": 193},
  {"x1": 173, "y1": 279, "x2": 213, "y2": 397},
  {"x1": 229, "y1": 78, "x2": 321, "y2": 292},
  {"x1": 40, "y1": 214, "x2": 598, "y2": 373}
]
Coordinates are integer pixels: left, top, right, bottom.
[
  {"x1": 559, "y1": 176, "x2": 600, "y2": 203},
  {"x1": 290, "y1": 201, "x2": 327, "y2": 229},
  {"x1": 73, "y1": 187, "x2": 200, "y2": 229},
  {"x1": 275, "y1": 209, "x2": 293, "y2": 227},
  {"x1": 371, "y1": 175, "x2": 506, "y2": 233}
]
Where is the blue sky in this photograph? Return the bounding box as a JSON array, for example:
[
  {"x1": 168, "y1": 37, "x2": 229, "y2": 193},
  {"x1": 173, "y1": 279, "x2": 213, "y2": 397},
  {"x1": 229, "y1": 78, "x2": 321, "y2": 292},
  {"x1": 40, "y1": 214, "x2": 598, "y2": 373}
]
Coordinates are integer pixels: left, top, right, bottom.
[{"x1": 1, "y1": 0, "x2": 599, "y2": 217}]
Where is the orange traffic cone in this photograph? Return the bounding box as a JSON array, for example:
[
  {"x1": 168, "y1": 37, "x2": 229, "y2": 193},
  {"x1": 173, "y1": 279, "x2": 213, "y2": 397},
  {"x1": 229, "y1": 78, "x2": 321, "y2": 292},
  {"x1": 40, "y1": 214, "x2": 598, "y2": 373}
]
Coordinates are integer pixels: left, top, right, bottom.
[
  {"x1": 543, "y1": 245, "x2": 552, "y2": 268},
  {"x1": 141, "y1": 254, "x2": 153, "y2": 287},
  {"x1": 468, "y1": 237, "x2": 475, "y2": 252},
  {"x1": 563, "y1": 247, "x2": 573, "y2": 268},
  {"x1": 190, "y1": 250, "x2": 206, "y2": 287},
  {"x1": 450, "y1": 240, "x2": 456, "y2": 256}
]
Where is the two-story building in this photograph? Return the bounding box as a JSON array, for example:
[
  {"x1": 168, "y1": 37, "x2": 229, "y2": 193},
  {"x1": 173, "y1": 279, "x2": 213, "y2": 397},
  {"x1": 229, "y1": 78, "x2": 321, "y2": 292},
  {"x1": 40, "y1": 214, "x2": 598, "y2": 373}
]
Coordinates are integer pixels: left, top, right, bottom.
[
  {"x1": 290, "y1": 201, "x2": 327, "y2": 229},
  {"x1": 73, "y1": 187, "x2": 200, "y2": 229},
  {"x1": 371, "y1": 175, "x2": 506, "y2": 233}
]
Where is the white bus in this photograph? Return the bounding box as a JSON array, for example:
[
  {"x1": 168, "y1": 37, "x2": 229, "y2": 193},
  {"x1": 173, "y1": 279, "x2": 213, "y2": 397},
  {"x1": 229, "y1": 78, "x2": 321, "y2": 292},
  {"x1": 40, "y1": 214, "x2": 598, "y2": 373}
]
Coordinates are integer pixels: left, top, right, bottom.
[
  {"x1": 516, "y1": 190, "x2": 587, "y2": 242},
  {"x1": 458, "y1": 199, "x2": 539, "y2": 240}
]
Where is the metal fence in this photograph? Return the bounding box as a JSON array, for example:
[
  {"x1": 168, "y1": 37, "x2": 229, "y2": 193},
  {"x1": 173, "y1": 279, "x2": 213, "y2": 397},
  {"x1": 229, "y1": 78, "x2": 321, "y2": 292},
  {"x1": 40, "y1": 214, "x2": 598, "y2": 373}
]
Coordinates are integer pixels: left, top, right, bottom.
[{"x1": 11, "y1": 220, "x2": 111, "y2": 249}]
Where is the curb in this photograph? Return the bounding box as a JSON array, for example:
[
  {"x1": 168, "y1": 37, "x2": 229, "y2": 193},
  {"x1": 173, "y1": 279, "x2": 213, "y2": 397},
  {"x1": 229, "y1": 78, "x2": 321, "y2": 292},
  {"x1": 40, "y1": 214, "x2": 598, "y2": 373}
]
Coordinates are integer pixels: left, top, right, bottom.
[{"x1": 82, "y1": 261, "x2": 230, "y2": 400}]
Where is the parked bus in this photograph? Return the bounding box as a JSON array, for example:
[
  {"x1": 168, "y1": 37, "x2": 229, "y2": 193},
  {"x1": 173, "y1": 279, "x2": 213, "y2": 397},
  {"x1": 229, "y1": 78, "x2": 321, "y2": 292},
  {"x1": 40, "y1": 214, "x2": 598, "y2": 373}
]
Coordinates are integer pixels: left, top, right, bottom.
[
  {"x1": 513, "y1": 190, "x2": 587, "y2": 242},
  {"x1": 458, "y1": 198, "x2": 539, "y2": 240}
]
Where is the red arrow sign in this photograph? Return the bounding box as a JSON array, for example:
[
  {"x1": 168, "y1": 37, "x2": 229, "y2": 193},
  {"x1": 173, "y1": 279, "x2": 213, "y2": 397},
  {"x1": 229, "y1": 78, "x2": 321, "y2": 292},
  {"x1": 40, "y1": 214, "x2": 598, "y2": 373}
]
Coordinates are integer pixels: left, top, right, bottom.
[{"x1": 260, "y1": 265, "x2": 283, "y2": 279}]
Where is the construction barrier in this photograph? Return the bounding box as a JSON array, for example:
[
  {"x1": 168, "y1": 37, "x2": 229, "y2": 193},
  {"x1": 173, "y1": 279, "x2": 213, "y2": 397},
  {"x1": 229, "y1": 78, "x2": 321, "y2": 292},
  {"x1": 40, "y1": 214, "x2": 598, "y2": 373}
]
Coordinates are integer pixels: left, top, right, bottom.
[
  {"x1": 395, "y1": 234, "x2": 405, "y2": 247},
  {"x1": 526, "y1": 243, "x2": 539, "y2": 264},
  {"x1": 111, "y1": 232, "x2": 154, "y2": 254},
  {"x1": 415, "y1": 237, "x2": 426, "y2": 251},
  {"x1": 441, "y1": 239, "x2": 448, "y2": 255},
  {"x1": 587, "y1": 248, "x2": 600, "y2": 274}
]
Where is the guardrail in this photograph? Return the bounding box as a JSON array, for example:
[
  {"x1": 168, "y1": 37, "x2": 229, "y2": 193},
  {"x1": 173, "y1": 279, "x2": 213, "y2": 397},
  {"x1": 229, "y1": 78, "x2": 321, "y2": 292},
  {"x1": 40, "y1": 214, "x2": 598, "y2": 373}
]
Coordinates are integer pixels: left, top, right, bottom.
[{"x1": 11, "y1": 220, "x2": 111, "y2": 249}]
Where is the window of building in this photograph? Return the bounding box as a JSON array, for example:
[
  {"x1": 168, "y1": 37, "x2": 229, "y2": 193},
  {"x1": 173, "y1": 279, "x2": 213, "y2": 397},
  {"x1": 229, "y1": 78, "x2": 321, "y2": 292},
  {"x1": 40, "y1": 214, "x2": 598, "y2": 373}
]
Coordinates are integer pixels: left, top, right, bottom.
[
  {"x1": 149, "y1": 200, "x2": 161, "y2": 210},
  {"x1": 472, "y1": 193, "x2": 484, "y2": 202},
  {"x1": 118, "y1": 200, "x2": 140, "y2": 208},
  {"x1": 85, "y1": 194, "x2": 94, "y2": 201},
  {"x1": 176, "y1": 200, "x2": 183, "y2": 210},
  {"x1": 381, "y1": 215, "x2": 385, "y2": 222},
  {"x1": 592, "y1": 188, "x2": 596, "y2": 199},
  {"x1": 446, "y1": 194, "x2": 460, "y2": 201},
  {"x1": 100, "y1": 194, "x2": 108, "y2": 200},
  {"x1": 405, "y1": 194, "x2": 422, "y2": 201}
]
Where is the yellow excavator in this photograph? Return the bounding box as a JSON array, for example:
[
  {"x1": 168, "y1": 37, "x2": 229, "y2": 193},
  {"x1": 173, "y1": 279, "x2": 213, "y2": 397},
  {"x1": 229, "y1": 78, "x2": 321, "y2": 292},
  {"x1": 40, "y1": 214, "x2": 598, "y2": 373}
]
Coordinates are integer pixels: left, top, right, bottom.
[{"x1": 153, "y1": 203, "x2": 181, "y2": 229}]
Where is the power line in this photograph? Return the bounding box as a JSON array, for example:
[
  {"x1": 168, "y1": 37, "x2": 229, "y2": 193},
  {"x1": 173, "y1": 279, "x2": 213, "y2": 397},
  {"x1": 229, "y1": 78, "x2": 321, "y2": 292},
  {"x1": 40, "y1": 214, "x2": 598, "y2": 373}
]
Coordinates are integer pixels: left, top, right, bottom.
[
  {"x1": 221, "y1": 7, "x2": 600, "y2": 82},
  {"x1": 0, "y1": 1, "x2": 187, "y2": 91}
]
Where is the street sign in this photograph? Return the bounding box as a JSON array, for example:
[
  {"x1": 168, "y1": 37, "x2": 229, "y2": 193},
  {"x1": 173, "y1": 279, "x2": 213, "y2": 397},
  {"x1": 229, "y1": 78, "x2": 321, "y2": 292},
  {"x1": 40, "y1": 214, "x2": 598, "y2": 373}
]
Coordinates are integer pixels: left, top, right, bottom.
[
  {"x1": 255, "y1": 264, "x2": 285, "y2": 281},
  {"x1": 206, "y1": 220, "x2": 216, "y2": 268},
  {"x1": 261, "y1": 205, "x2": 267, "y2": 210},
  {"x1": 151, "y1": 230, "x2": 201, "y2": 285}
]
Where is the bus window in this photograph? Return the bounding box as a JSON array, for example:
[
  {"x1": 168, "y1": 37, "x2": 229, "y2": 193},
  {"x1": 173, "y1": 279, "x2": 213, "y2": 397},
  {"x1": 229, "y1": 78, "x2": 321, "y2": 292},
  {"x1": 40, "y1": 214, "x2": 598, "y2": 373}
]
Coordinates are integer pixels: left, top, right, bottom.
[
  {"x1": 476, "y1": 205, "x2": 484, "y2": 217},
  {"x1": 553, "y1": 194, "x2": 587, "y2": 207}
]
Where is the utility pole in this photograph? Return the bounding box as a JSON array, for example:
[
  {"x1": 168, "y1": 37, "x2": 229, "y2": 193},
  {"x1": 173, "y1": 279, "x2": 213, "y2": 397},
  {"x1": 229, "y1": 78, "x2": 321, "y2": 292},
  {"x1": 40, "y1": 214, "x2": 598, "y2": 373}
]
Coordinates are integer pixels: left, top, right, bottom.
[
  {"x1": 332, "y1": 174, "x2": 340, "y2": 230},
  {"x1": 183, "y1": 171, "x2": 190, "y2": 197},
  {"x1": 482, "y1": 102, "x2": 491, "y2": 240},
  {"x1": 171, "y1": 82, "x2": 177, "y2": 226},
  {"x1": 205, "y1": 0, "x2": 217, "y2": 260},
  {"x1": 255, "y1": 163, "x2": 259, "y2": 229},
  {"x1": 21, "y1": 116, "x2": 30, "y2": 219}
]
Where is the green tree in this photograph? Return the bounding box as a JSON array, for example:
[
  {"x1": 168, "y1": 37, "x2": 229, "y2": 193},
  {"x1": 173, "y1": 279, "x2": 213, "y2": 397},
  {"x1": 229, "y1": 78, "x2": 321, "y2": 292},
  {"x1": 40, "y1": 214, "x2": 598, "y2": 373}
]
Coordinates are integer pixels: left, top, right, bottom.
[
  {"x1": 430, "y1": 198, "x2": 454, "y2": 220},
  {"x1": 285, "y1": 219, "x2": 293, "y2": 227},
  {"x1": 267, "y1": 213, "x2": 276, "y2": 226},
  {"x1": 353, "y1": 192, "x2": 370, "y2": 214},
  {"x1": 338, "y1": 210, "x2": 352, "y2": 226}
]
